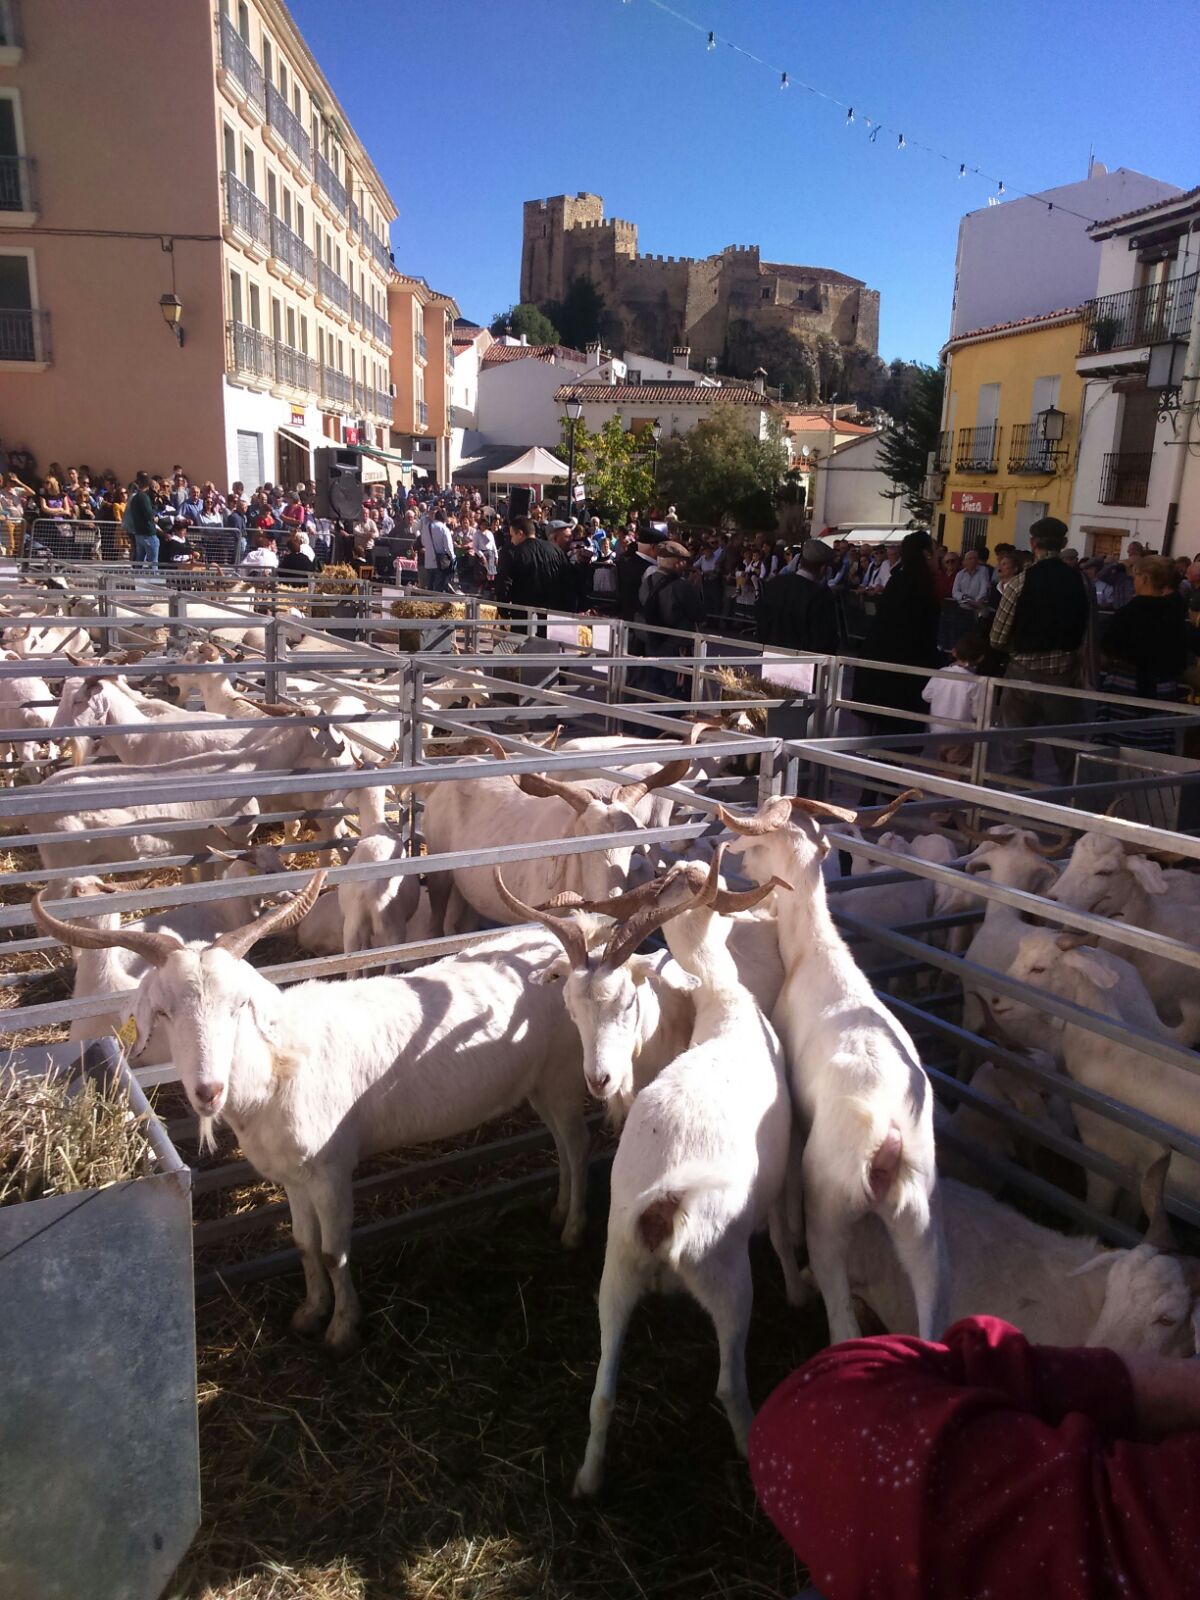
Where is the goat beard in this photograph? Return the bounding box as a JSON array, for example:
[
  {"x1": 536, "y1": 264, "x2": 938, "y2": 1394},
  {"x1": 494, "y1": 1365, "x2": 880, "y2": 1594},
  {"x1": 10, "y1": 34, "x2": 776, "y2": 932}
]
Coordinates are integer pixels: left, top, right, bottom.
[{"x1": 196, "y1": 1114, "x2": 218, "y2": 1156}]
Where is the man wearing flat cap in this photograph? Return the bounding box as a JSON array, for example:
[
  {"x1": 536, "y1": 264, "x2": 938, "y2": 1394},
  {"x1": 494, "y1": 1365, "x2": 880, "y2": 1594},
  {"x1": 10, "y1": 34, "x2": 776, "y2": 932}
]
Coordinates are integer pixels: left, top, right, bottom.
[
  {"x1": 756, "y1": 538, "x2": 842, "y2": 654},
  {"x1": 633, "y1": 538, "x2": 705, "y2": 701},
  {"x1": 990, "y1": 515, "x2": 1092, "y2": 781}
]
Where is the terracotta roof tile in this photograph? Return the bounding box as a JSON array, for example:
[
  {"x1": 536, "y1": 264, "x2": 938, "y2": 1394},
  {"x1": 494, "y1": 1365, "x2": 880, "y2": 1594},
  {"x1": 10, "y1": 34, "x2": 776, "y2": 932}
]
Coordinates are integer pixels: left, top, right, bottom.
[
  {"x1": 1090, "y1": 184, "x2": 1199, "y2": 235},
  {"x1": 555, "y1": 382, "x2": 770, "y2": 406},
  {"x1": 482, "y1": 342, "x2": 588, "y2": 367},
  {"x1": 761, "y1": 261, "x2": 865, "y2": 289},
  {"x1": 945, "y1": 306, "x2": 1083, "y2": 351},
  {"x1": 783, "y1": 414, "x2": 875, "y2": 435}
]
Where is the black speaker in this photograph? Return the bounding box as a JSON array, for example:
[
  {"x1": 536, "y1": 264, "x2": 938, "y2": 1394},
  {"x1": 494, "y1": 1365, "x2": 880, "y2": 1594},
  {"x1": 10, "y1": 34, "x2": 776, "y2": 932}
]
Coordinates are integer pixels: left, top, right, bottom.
[
  {"x1": 508, "y1": 486, "x2": 533, "y2": 520},
  {"x1": 315, "y1": 447, "x2": 364, "y2": 522}
]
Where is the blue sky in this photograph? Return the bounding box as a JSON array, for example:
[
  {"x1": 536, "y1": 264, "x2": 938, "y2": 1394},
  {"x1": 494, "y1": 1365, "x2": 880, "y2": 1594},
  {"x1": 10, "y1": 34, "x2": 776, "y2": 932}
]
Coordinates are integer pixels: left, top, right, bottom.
[{"x1": 290, "y1": 0, "x2": 1199, "y2": 363}]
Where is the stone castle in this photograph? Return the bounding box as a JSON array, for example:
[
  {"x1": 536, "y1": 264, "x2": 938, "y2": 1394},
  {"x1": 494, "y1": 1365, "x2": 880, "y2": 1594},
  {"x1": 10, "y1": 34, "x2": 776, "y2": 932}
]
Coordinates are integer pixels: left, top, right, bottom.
[{"x1": 521, "y1": 192, "x2": 879, "y2": 367}]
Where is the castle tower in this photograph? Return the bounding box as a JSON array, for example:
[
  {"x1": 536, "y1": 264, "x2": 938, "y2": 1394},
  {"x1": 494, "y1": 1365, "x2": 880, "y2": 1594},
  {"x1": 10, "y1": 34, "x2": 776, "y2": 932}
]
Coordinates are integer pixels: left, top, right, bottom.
[{"x1": 521, "y1": 192, "x2": 606, "y2": 306}]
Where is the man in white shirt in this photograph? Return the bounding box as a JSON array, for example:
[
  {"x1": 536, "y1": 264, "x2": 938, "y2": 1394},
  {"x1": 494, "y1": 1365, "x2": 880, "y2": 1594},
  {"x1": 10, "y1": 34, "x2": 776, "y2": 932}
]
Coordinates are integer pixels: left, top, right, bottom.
[
  {"x1": 421, "y1": 509, "x2": 456, "y2": 591},
  {"x1": 952, "y1": 547, "x2": 992, "y2": 612},
  {"x1": 863, "y1": 545, "x2": 892, "y2": 594},
  {"x1": 473, "y1": 516, "x2": 498, "y2": 581}
]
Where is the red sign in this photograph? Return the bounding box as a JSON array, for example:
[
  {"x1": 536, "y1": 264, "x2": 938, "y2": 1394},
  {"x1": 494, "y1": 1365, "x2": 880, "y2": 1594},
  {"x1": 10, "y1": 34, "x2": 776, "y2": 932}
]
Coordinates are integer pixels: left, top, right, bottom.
[
  {"x1": 343, "y1": 426, "x2": 360, "y2": 445},
  {"x1": 290, "y1": 407, "x2": 306, "y2": 426},
  {"x1": 951, "y1": 490, "x2": 997, "y2": 515}
]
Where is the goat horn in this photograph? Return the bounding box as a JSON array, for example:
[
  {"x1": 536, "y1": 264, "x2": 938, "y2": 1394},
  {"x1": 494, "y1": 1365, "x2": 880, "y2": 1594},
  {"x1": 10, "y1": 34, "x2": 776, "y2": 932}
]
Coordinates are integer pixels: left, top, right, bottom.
[
  {"x1": 493, "y1": 870, "x2": 587, "y2": 969},
  {"x1": 612, "y1": 727, "x2": 699, "y2": 805},
  {"x1": 1141, "y1": 1149, "x2": 1179, "y2": 1253},
  {"x1": 31, "y1": 890, "x2": 182, "y2": 968},
  {"x1": 214, "y1": 869, "x2": 326, "y2": 961},
  {"x1": 253, "y1": 700, "x2": 304, "y2": 717},
  {"x1": 788, "y1": 796, "x2": 861, "y2": 824},
  {"x1": 1056, "y1": 930, "x2": 1091, "y2": 951},
  {"x1": 540, "y1": 724, "x2": 564, "y2": 750},
  {"x1": 517, "y1": 769, "x2": 591, "y2": 816},
  {"x1": 856, "y1": 788, "x2": 924, "y2": 829},
  {"x1": 600, "y1": 878, "x2": 702, "y2": 971},
  {"x1": 552, "y1": 877, "x2": 671, "y2": 921},
  {"x1": 703, "y1": 843, "x2": 793, "y2": 913},
  {"x1": 1027, "y1": 829, "x2": 1074, "y2": 859},
  {"x1": 64, "y1": 649, "x2": 86, "y2": 667},
  {"x1": 716, "y1": 797, "x2": 794, "y2": 836}
]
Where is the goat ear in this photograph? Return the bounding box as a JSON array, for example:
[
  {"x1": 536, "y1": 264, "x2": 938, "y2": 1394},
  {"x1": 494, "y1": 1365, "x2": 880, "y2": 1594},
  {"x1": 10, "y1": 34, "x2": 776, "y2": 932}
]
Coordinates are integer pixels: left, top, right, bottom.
[
  {"x1": 652, "y1": 960, "x2": 701, "y2": 994},
  {"x1": 1067, "y1": 1252, "x2": 1117, "y2": 1279},
  {"x1": 1125, "y1": 855, "x2": 1169, "y2": 895},
  {"x1": 1063, "y1": 947, "x2": 1120, "y2": 989},
  {"x1": 529, "y1": 955, "x2": 570, "y2": 986},
  {"x1": 1031, "y1": 863, "x2": 1058, "y2": 895}
]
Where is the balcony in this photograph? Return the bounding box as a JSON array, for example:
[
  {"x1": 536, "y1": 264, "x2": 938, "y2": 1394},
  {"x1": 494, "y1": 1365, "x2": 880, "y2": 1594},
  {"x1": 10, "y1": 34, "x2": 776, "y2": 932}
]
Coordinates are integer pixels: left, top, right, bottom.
[
  {"x1": 350, "y1": 291, "x2": 364, "y2": 329},
  {"x1": 269, "y1": 213, "x2": 310, "y2": 286},
  {"x1": 1079, "y1": 273, "x2": 1197, "y2": 366},
  {"x1": 222, "y1": 170, "x2": 270, "y2": 261},
  {"x1": 217, "y1": 15, "x2": 265, "y2": 122},
  {"x1": 414, "y1": 330, "x2": 428, "y2": 363},
  {"x1": 1099, "y1": 450, "x2": 1153, "y2": 508},
  {"x1": 0, "y1": 0, "x2": 24, "y2": 65},
  {"x1": 272, "y1": 343, "x2": 317, "y2": 395},
  {"x1": 368, "y1": 229, "x2": 391, "y2": 275},
  {"x1": 373, "y1": 386, "x2": 393, "y2": 420},
  {"x1": 1007, "y1": 422, "x2": 1068, "y2": 475},
  {"x1": 312, "y1": 152, "x2": 347, "y2": 219},
  {"x1": 954, "y1": 424, "x2": 1000, "y2": 473},
  {"x1": 348, "y1": 200, "x2": 361, "y2": 240},
  {"x1": 320, "y1": 366, "x2": 352, "y2": 411},
  {"x1": 264, "y1": 83, "x2": 311, "y2": 175},
  {"x1": 417, "y1": 399, "x2": 429, "y2": 430},
  {"x1": 317, "y1": 261, "x2": 351, "y2": 319},
  {"x1": 372, "y1": 307, "x2": 391, "y2": 349},
  {"x1": 0, "y1": 306, "x2": 50, "y2": 366},
  {"x1": 0, "y1": 153, "x2": 38, "y2": 224},
  {"x1": 935, "y1": 429, "x2": 952, "y2": 470},
  {"x1": 226, "y1": 320, "x2": 273, "y2": 387}
]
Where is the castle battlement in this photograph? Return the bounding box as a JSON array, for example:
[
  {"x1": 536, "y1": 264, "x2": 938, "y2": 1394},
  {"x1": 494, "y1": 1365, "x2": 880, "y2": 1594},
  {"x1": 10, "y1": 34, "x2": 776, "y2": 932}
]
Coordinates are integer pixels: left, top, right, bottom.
[{"x1": 520, "y1": 192, "x2": 877, "y2": 364}]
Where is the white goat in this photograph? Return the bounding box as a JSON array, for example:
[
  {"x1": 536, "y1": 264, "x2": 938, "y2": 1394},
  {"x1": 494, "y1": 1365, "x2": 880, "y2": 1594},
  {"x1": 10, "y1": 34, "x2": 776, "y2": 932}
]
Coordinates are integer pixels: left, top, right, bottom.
[
  {"x1": 511, "y1": 852, "x2": 804, "y2": 1494},
  {"x1": 719, "y1": 789, "x2": 948, "y2": 1344},
  {"x1": 848, "y1": 1157, "x2": 1200, "y2": 1355},
  {"x1": 52, "y1": 673, "x2": 242, "y2": 764},
  {"x1": 0, "y1": 618, "x2": 94, "y2": 658},
  {"x1": 993, "y1": 929, "x2": 1200, "y2": 1213},
  {"x1": 1049, "y1": 830, "x2": 1200, "y2": 1020},
  {"x1": 419, "y1": 736, "x2": 695, "y2": 932},
  {"x1": 338, "y1": 773, "x2": 422, "y2": 961},
  {"x1": 33, "y1": 879, "x2": 590, "y2": 1354},
  {"x1": 0, "y1": 651, "x2": 59, "y2": 780},
  {"x1": 936, "y1": 1053, "x2": 1078, "y2": 1196}
]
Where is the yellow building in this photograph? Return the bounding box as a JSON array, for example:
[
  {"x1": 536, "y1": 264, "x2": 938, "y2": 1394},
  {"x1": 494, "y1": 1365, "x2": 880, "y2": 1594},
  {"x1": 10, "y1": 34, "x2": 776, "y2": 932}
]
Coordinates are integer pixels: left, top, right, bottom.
[
  {"x1": 388, "y1": 275, "x2": 459, "y2": 486},
  {"x1": 934, "y1": 309, "x2": 1084, "y2": 554}
]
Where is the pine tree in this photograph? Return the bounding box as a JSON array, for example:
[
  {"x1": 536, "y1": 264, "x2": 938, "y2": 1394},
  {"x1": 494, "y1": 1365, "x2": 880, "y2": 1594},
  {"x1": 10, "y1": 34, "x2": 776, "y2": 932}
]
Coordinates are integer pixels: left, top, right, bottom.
[{"x1": 876, "y1": 364, "x2": 945, "y2": 521}]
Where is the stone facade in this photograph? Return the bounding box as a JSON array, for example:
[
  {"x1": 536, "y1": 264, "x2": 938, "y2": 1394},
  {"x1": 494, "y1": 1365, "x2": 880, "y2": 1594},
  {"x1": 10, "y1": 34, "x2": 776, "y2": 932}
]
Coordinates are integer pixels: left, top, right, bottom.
[{"x1": 521, "y1": 193, "x2": 879, "y2": 366}]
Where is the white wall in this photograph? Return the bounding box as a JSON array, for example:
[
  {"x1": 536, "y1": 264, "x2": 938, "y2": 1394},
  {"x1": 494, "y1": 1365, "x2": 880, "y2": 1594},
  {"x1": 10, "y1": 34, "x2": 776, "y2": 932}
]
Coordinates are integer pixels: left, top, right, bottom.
[
  {"x1": 574, "y1": 397, "x2": 770, "y2": 442},
  {"x1": 476, "y1": 359, "x2": 575, "y2": 448},
  {"x1": 950, "y1": 168, "x2": 1180, "y2": 338},
  {"x1": 221, "y1": 380, "x2": 327, "y2": 490},
  {"x1": 810, "y1": 436, "x2": 905, "y2": 530}
]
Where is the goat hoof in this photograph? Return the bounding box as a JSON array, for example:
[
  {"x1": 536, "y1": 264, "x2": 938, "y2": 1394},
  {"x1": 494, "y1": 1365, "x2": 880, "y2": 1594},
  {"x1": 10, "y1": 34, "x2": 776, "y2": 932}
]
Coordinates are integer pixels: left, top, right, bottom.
[
  {"x1": 322, "y1": 1326, "x2": 362, "y2": 1360},
  {"x1": 572, "y1": 1464, "x2": 601, "y2": 1499},
  {"x1": 290, "y1": 1305, "x2": 329, "y2": 1340}
]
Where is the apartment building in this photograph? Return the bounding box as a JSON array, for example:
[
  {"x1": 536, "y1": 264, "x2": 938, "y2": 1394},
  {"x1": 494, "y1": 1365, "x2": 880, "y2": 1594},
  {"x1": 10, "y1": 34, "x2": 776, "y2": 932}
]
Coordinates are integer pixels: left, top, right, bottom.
[
  {"x1": 934, "y1": 309, "x2": 1085, "y2": 554},
  {"x1": 0, "y1": 0, "x2": 397, "y2": 488},
  {"x1": 1069, "y1": 187, "x2": 1200, "y2": 557},
  {"x1": 388, "y1": 275, "x2": 459, "y2": 486}
]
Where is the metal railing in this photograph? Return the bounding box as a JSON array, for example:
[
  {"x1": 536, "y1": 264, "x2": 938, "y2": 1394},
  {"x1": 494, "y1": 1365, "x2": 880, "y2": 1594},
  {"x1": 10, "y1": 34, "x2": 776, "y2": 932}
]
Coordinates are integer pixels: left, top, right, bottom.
[
  {"x1": 0, "y1": 0, "x2": 23, "y2": 49},
  {"x1": 348, "y1": 199, "x2": 361, "y2": 239},
  {"x1": 223, "y1": 169, "x2": 270, "y2": 253},
  {"x1": 0, "y1": 153, "x2": 36, "y2": 212},
  {"x1": 368, "y1": 229, "x2": 391, "y2": 273},
  {"x1": 417, "y1": 399, "x2": 429, "y2": 429},
  {"x1": 935, "y1": 429, "x2": 953, "y2": 470},
  {"x1": 318, "y1": 260, "x2": 351, "y2": 314},
  {"x1": 272, "y1": 342, "x2": 316, "y2": 393},
  {"x1": 321, "y1": 365, "x2": 352, "y2": 408},
  {"x1": 415, "y1": 330, "x2": 427, "y2": 361},
  {"x1": 313, "y1": 151, "x2": 347, "y2": 215},
  {"x1": 350, "y1": 291, "x2": 364, "y2": 328},
  {"x1": 1099, "y1": 450, "x2": 1153, "y2": 507},
  {"x1": 0, "y1": 306, "x2": 50, "y2": 363},
  {"x1": 265, "y1": 82, "x2": 310, "y2": 169},
  {"x1": 372, "y1": 386, "x2": 392, "y2": 419},
  {"x1": 954, "y1": 423, "x2": 1000, "y2": 472},
  {"x1": 217, "y1": 14, "x2": 265, "y2": 114},
  {"x1": 1007, "y1": 421, "x2": 1067, "y2": 474},
  {"x1": 269, "y1": 212, "x2": 310, "y2": 279},
  {"x1": 371, "y1": 307, "x2": 391, "y2": 347},
  {"x1": 1079, "y1": 272, "x2": 1197, "y2": 357},
  {"x1": 226, "y1": 319, "x2": 272, "y2": 383}
]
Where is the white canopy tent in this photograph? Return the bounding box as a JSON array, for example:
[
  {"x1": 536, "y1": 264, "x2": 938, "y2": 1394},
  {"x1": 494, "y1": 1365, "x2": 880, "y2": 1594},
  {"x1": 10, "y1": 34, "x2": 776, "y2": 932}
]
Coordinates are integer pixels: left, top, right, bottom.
[{"x1": 487, "y1": 446, "x2": 569, "y2": 485}]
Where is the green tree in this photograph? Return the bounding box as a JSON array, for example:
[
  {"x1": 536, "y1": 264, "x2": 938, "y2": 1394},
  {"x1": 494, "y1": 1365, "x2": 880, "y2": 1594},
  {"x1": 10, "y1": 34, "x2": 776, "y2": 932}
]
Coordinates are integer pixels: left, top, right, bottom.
[
  {"x1": 557, "y1": 412, "x2": 657, "y2": 524},
  {"x1": 546, "y1": 275, "x2": 605, "y2": 350},
  {"x1": 876, "y1": 363, "x2": 945, "y2": 521},
  {"x1": 488, "y1": 302, "x2": 560, "y2": 344},
  {"x1": 655, "y1": 407, "x2": 790, "y2": 529},
  {"x1": 725, "y1": 320, "x2": 819, "y2": 401}
]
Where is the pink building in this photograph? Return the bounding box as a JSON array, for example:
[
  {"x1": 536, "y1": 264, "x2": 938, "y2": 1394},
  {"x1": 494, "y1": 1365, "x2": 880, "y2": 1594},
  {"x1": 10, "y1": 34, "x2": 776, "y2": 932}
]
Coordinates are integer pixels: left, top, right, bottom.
[{"x1": 0, "y1": 0, "x2": 398, "y2": 488}]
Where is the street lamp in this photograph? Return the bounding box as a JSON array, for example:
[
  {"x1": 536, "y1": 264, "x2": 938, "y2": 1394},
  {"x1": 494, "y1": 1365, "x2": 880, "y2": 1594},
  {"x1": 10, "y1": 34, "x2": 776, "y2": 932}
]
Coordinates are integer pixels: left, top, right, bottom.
[
  {"x1": 650, "y1": 417, "x2": 663, "y2": 498},
  {"x1": 565, "y1": 392, "x2": 583, "y2": 514},
  {"x1": 158, "y1": 292, "x2": 185, "y2": 347}
]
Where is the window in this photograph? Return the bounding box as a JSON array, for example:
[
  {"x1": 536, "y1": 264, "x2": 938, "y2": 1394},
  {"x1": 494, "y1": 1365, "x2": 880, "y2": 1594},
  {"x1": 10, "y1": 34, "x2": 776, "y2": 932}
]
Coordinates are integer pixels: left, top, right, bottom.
[
  {"x1": 242, "y1": 143, "x2": 255, "y2": 194},
  {"x1": 975, "y1": 382, "x2": 1000, "y2": 430},
  {"x1": 248, "y1": 281, "x2": 260, "y2": 331},
  {"x1": 286, "y1": 305, "x2": 296, "y2": 347},
  {"x1": 626, "y1": 369, "x2": 641, "y2": 386},
  {"x1": 237, "y1": 1, "x2": 250, "y2": 44},
  {"x1": 296, "y1": 200, "x2": 305, "y2": 242},
  {"x1": 293, "y1": 84, "x2": 302, "y2": 120},
  {"x1": 761, "y1": 286, "x2": 771, "y2": 301},
  {"x1": 267, "y1": 171, "x2": 277, "y2": 217},
  {"x1": 337, "y1": 337, "x2": 344, "y2": 370},
  {"x1": 1014, "y1": 501, "x2": 1048, "y2": 552},
  {"x1": 262, "y1": 37, "x2": 273, "y2": 83},
  {"x1": 279, "y1": 60, "x2": 288, "y2": 98},
  {"x1": 223, "y1": 123, "x2": 237, "y2": 178},
  {"x1": 228, "y1": 268, "x2": 242, "y2": 325},
  {"x1": 282, "y1": 187, "x2": 291, "y2": 228},
  {"x1": 961, "y1": 514, "x2": 990, "y2": 554},
  {"x1": 300, "y1": 314, "x2": 308, "y2": 355}
]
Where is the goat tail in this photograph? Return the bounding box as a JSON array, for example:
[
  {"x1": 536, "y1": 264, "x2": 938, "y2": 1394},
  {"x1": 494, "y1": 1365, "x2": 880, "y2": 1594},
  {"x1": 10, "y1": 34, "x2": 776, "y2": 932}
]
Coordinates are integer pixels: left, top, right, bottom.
[
  {"x1": 633, "y1": 1165, "x2": 736, "y2": 1263},
  {"x1": 839, "y1": 1094, "x2": 905, "y2": 1204}
]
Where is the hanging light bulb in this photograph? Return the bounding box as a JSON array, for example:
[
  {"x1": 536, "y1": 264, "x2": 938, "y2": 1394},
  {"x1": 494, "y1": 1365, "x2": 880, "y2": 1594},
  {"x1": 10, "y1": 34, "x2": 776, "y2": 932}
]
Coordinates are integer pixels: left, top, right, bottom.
[
  {"x1": 707, "y1": 29, "x2": 716, "y2": 49},
  {"x1": 780, "y1": 71, "x2": 789, "y2": 89},
  {"x1": 958, "y1": 163, "x2": 967, "y2": 178},
  {"x1": 997, "y1": 180, "x2": 1005, "y2": 196},
  {"x1": 868, "y1": 125, "x2": 880, "y2": 143},
  {"x1": 897, "y1": 132, "x2": 906, "y2": 149},
  {"x1": 846, "y1": 106, "x2": 854, "y2": 123}
]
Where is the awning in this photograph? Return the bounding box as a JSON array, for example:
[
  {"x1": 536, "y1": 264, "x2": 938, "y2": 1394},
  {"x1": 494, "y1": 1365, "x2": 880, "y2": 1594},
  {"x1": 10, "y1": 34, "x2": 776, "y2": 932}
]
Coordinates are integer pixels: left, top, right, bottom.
[
  {"x1": 277, "y1": 426, "x2": 313, "y2": 453},
  {"x1": 487, "y1": 445, "x2": 569, "y2": 484},
  {"x1": 344, "y1": 443, "x2": 412, "y2": 469}
]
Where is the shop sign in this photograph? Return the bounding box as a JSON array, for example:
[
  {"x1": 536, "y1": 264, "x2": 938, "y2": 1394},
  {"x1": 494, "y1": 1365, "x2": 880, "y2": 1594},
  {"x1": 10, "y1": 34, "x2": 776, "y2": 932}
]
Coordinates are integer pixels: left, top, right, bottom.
[{"x1": 951, "y1": 490, "x2": 997, "y2": 515}]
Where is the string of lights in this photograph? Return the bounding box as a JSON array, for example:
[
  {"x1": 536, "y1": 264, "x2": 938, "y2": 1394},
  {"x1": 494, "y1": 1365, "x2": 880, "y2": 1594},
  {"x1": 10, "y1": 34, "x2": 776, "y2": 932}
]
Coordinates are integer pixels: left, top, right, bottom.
[{"x1": 618, "y1": 0, "x2": 1103, "y2": 227}]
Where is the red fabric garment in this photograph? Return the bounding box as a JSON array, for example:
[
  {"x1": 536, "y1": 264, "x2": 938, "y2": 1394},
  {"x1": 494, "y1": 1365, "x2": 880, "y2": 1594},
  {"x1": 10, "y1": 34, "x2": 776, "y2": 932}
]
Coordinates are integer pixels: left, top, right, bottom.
[{"x1": 749, "y1": 1316, "x2": 1200, "y2": 1600}]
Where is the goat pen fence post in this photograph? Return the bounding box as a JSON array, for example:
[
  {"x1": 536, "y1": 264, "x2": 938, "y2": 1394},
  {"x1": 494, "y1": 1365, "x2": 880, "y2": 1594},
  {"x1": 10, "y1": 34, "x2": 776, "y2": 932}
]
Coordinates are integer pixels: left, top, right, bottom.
[{"x1": 264, "y1": 619, "x2": 280, "y2": 703}]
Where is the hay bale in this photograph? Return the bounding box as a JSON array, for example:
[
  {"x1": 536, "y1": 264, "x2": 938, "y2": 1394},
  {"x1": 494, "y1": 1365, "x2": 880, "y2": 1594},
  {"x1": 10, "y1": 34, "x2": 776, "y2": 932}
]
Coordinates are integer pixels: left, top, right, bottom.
[
  {"x1": 712, "y1": 664, "x2": 793, "y2": 732},
  {"x1": 313, "y1": 564, "x2": 360, "y2": 597},
  {"x1": 0, "y1": 1065, "x2": 153, "y2": 1206},
  {"x1": 388, "y1": 599, "x2": 498, "y2": 653}
]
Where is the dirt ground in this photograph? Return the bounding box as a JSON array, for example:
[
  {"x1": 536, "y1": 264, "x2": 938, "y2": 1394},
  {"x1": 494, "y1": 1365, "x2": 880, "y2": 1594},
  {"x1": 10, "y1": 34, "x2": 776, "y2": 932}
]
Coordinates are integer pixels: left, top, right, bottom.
[{"x1": 172, "y1": 1196, "x2": 823, "y2": 1600}]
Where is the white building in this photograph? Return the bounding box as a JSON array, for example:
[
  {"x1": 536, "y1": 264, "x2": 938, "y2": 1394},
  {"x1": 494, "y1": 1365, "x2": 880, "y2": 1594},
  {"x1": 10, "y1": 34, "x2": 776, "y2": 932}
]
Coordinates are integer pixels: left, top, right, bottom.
[
  {"x1": 1068, "y1": 185, "x2": 1200, "y2": 557},
  {"x1": 809, "y1": 433, "x2": 905, "y2": 532},
  {"x1": 950, "y1": 165, "x2": 1180, "y2": 340},
  {"x1": 449, "y1": 322, "x2": 492, "y2": 474},
  {"x1": 470, "y1": 340, "x2": 592, "y2": 450},
  {"x1": 553, "y1": 379, "x2": 777, "y2": 442}
]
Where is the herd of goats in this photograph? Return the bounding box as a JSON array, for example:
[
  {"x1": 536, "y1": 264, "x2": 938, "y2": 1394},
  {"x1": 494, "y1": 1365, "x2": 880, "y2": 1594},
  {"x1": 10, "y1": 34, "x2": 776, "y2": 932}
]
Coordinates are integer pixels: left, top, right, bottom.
[{"x1": 3, "y1": 578, "x2": 1200, "y2": 1494}]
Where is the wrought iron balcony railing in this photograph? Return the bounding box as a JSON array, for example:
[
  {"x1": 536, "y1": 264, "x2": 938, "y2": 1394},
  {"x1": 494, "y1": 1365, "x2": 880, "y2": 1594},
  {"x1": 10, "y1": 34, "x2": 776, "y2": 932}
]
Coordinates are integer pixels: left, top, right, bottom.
[
  {"x1": 218, "y1": 15, "x2": 265, "y2": 113},
  {"x1": 1080, "y1": 273, "x2": 1198, "y2": 357},
  {"x1": 1007, "y1": 421, "x2": 1068, "y2": 475},
  {"x1": 269, "y1": 213, "x2": 309, "y2": 279},
  {"x1": 313, "y1": 152, "x2": 347, "y2": 216},
  {"x1": 954, "y1": 423, "x2": 1000, "y2": 472},
  {"x1": 1099, "y1": 450, "x2": 1153, "y2": 507},
  {"x1": 224, "y1": 170, "x2": 270, "y2": 253},
  {"x1": 0, "y1": 153, "x2": 37, "y2": 212},
  {"x1": 318, "y1": 261, "x2": 351, "y2": 314},
  {"x1": 266, "y1": 83, "x2": 311, "y2": 170},
  {"x1": 226, "y1": 320, "x2": 272, "y2": 383},
  {"x1": 0, "y1": 306, "x2": 50, "y2": 363}
]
